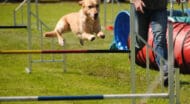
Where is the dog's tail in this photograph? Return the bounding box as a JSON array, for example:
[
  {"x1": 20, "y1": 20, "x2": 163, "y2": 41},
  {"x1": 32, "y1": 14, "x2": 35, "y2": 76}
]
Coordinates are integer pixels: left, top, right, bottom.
[{"x1": 44, "y1": 31, "x2": 57, "y2": 37}]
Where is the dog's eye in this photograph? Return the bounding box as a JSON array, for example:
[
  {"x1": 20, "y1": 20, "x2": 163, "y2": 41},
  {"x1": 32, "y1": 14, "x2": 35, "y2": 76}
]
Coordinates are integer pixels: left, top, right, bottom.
[
  {"x1": 88, "y1": 5, "x2": 93, "y2": 9},
  {"x1": 96, "y1": 5, "x2": 99, "y2": 8}
]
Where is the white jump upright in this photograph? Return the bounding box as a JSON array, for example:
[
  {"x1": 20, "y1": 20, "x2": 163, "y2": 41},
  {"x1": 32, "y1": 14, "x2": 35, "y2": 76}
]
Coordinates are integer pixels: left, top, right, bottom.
[
  {"x1": 0, "y1": 0, "x2": 66, "y2": 73},
  {"x1": 18, "y1": 0, "x2": 66, "y2": 73}
]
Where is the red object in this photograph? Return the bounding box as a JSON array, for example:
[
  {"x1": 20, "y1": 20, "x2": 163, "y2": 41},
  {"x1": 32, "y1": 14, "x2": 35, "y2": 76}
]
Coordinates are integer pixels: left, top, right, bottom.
[
  {"x1": 106, "y1": 25, "x2": 114, "y2": 31},
  {"x1": 135, "y1": 23, "x2": 190, "y2": 74}
]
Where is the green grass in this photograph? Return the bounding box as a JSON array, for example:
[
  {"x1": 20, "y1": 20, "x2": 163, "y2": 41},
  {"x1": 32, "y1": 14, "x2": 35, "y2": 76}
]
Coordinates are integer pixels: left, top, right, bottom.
[{"x1": 0, "y1": 2, "x2": 190, "y2": 104}]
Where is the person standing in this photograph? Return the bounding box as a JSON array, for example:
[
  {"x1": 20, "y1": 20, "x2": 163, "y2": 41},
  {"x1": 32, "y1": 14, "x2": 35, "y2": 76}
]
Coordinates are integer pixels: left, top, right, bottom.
[{"x1": 132, "y1": 0, "x2": 180, "y2": 87}]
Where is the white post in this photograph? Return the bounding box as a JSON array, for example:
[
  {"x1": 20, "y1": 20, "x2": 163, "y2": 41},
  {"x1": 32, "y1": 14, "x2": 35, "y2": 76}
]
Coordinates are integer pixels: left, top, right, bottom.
[
  {"x1": 168, "y1": 0, "x2": 175, "y2": 103},
  {"x1": 26, "y1": 0, "x2": 32, "y2": 74},
  {"x1": 129, "y1": 1, "x2": 136, "y2": 104}
]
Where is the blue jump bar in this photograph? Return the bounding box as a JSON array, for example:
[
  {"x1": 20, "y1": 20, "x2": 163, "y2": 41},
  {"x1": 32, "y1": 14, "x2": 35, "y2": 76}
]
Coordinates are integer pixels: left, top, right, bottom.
[
  {"x1": 38, "y1": 95, "x2": 104, "y2": 101},
  {"x1": 0, "y1": 25, "x2": 27, "y2": 29}
]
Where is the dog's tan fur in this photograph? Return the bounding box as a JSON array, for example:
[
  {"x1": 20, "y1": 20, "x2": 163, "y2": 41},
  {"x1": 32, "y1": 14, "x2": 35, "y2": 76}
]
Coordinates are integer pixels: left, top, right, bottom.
[{"x1": 44, "y1": 0, "x2": 105, "y2": 46}]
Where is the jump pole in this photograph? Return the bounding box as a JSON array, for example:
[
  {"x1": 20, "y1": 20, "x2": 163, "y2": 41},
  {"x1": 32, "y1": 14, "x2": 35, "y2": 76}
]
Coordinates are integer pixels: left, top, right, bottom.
[
  {"x1": 0, "y1": 49, "x2": 130, "y2": 54},
  {"x1": 0, "y1": 93, "x2": 168, "y2": 102}
]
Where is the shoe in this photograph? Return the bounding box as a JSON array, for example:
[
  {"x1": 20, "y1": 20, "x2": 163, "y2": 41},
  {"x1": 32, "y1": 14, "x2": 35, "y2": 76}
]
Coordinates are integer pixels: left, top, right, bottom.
[
  {"x1": 168, "y1": 17, "x2": 176, "y2": 22},
  {"x1": 163, "y1": 73, "x2": 168, "y2": 87},
  {"x1": 160, "y1": 65, "x2": 169, "y2": 87}
]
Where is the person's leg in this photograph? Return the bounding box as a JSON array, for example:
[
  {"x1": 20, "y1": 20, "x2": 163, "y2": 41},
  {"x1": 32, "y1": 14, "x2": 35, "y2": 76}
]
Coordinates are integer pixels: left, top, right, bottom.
[
  {"x1": 135, "y1": 10, "x2": 151, "y2": 51},
  {"x1": 151, "y1": 9, "x2": 168, "y2": 66},
  {"x1": 151, "y1": 9, "x2": 168, "y2": 86}
]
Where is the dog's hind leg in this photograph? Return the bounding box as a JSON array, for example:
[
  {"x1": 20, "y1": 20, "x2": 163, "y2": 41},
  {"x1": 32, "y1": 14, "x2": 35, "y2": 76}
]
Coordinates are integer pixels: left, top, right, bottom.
[
  {"x1": 54, "y1": 19, "x2": 70, "y2": 46},
  {"x1": 55, "y1": 31, "x2": 65, "y2": 46},
  {"x1": 44, "y1": 30, "x2": 64, "y2": 46},
  {"x1": 44, "y1": 31, "x2": 57, "y2": 37}
]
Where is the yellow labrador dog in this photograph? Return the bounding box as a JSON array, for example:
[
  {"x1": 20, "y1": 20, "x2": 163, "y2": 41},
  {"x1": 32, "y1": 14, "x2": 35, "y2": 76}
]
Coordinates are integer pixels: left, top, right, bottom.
[{"x1": 44, "y1": 0, "x2": 105, "y2": 46}]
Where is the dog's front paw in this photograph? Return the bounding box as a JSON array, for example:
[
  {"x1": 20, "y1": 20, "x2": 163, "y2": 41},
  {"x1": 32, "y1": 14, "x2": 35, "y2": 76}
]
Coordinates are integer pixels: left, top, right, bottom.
[
  {"x1": 99, "y1": 34, "x2": 105, "y2": 39},
  {"x1": 97, "y1": 32, "x2": 105, "y2": 39},
  {"x1": 87, "y1": 35, "x2": 96, "y2": 41},
  {"x1": 90, "y1": 36, "x2": 96, "y2": 41}
]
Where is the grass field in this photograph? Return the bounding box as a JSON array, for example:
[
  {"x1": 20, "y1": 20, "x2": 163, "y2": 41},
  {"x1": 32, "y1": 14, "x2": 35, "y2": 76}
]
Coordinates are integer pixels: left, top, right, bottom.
[{"x1": 0, "y1": 2, "x2": 190, "y2": 104}]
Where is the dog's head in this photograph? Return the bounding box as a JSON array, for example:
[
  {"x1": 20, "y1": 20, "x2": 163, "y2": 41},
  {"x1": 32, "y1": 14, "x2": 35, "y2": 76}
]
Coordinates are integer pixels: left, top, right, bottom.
[{"x1": 79, "y1": 0, "x2": 100, "y2": 20}]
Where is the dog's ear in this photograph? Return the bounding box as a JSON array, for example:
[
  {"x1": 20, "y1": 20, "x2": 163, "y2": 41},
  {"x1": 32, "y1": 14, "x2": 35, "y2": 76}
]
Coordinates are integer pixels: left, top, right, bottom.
[{"x1": 78, "y1": 0, "x2": 84, "y2": 6}]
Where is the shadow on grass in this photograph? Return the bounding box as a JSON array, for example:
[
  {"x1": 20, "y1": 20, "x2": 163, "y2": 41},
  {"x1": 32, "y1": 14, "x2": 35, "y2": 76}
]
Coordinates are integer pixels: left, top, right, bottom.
[
  {"x1": 65, "y1": 71, "x2": 83, "y2": 75},
  {"x1": 180, "y1": 81, "x2": 190, "y2": 86}
]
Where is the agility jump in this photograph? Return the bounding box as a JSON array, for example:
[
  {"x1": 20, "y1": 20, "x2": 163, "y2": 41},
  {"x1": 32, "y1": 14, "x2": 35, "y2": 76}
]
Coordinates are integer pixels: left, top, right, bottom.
[{"x1": 0, "y1": 0, "x2": 181, "y2": 103}]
